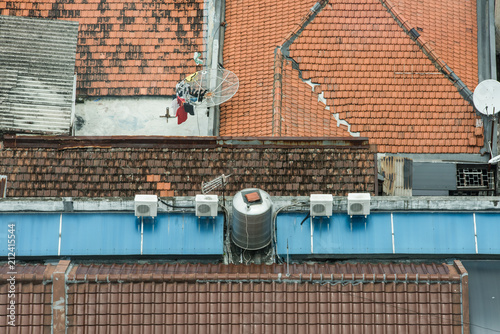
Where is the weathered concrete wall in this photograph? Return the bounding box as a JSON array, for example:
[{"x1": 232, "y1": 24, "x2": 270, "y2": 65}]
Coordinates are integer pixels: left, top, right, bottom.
[
  {"x1": 74, "y1": 97, "x2": 210, "y2": 136},
  {"x1": 2, "y1": 196, "x2": 500, "y2": 212}
]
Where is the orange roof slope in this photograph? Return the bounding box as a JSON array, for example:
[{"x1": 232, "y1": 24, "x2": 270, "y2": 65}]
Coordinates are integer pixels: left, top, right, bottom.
[
  {"x1": 279, "y1": 60, "x2": 352, "y2": 136},
  {"x1": 387, "y1": 0, "x2": 478, "y2": 90},
  {"x1": 221, "y1": 0, "x2": 349, "y2": 137},
  {"x1": 289, "y1": 0, "x2": 480, "y2": 153},
  {"x1": 0, "y1": 0, "x2": 205, "y2": 96},
  {"x1": 222, "y1": 0, "x2": 481, "y2": 153}
]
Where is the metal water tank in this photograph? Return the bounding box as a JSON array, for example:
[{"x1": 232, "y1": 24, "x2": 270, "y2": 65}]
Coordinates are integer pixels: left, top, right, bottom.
[{"x1": 231, "y1": 188, "x2": 273, "y2": 250}]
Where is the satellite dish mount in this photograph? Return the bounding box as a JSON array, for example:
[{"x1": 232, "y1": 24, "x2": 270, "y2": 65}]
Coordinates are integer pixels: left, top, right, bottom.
[{"x1": 473, "y1": 79, "x2": 500, "y2": 158}]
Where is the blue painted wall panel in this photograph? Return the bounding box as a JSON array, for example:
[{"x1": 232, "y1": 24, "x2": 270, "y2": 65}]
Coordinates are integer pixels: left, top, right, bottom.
[
  {"x1": 393, "y1": 213, "x2": 475, "y2": 254},
  {"x1": 318, "y1": 213, "x2": 393, "y2": 254},
  {"x1": 0, "y1": 214, "x2": 60, "y2": 256},
  {"x1": 475, "y1": 213, "x2": 500, "y2": 254},
  {"x1": 60, "y1": 213, "x2": 141, "y2": 255},
  {"x1": 276, "y1": 213, "x2": 312, "y2": 255},
  {"x1": 143, "y1": 214, "x2": 223, "y2": 255},
  {"x1": 2, "y1": 211, "x2": 499, "y2": 257},
  {"x1": 277, "y1": 213, "x2": 393, "y2": 255}
]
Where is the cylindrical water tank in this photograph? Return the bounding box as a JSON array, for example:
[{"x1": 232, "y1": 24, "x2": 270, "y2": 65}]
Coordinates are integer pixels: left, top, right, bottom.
[{"x1": 231, "y1": 188, "x2": 273, "y2": 250}]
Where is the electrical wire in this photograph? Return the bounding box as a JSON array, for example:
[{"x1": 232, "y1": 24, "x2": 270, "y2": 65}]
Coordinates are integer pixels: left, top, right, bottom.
[
  {"x1": 271, "y1": 201, "x2": 309, "y2": 264},
  {"x1": 158, "y1": 198, "x2": 195, "y2": 209},
  {"x1": 220, "y1": 203, "x2": 233, "y2": 264},
  {"x1": 300, "y1": 212, "x2": 310, "y2": 225}
]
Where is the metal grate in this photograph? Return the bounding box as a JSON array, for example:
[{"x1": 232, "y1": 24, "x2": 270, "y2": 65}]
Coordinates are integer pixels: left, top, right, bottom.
[{"x1": 452, "y1": 164, "x2": 496, "y2": 196}]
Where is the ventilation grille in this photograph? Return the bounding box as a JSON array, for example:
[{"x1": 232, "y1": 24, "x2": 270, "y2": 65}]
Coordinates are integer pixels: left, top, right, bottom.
[
  {"x1": 136, "y1": 205, "x2": 150, "y2": 215},
  {"x1": 349, "y1": 203, "x2": 363, "y2": 213},
  {"x1": 197, "y1": 204, "x2": 211, "y2": 214},
  {"x1": 312, "y1": 204, "x2": 326, "y2": 215},
  {"x1": 452, "y1": 164, "x2": 496, "y2": 196}
]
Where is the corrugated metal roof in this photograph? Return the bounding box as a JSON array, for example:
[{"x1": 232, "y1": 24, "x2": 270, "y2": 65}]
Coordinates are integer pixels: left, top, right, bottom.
[{"x1": 0, "y1": 15, "x2": 78, "y2": 134}]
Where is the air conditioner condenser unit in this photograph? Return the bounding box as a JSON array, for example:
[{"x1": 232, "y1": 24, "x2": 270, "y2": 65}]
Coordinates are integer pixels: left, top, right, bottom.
[
  {"x1": 347, "y1": 193, "x2": 370, "y2": 217},
  {"x1": 196, "y1": 194, "x2": 218, "y2": 217},
  {"x1": 310, "y1": 194, "x2": 333, "y2": 218},
  {"x1": 135, "y1": 194, "x2": 158, "y2": 217}
]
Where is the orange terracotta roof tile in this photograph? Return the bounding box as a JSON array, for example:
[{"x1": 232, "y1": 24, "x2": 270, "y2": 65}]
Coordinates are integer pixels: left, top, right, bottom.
[
  {"x1": 222, "y1": 0, "x2": 480, "y2": 153},
  {"x1": 1, "y1": 0, "x2": 205, "y2": 96},
  {"x1": 386, "y1": 0, "x2": 478, "y2": 91}
]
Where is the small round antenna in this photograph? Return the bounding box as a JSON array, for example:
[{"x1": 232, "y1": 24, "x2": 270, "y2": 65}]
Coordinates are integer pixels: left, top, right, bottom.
[
  {"x1": 176, "y1": 67, "x2": 239, "y2": 107},
  {"x1": 473, "y1": 80, "x2": 500, "y2": 116}
]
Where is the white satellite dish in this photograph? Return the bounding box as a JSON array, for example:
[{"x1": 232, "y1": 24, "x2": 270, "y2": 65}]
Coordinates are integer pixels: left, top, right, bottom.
[
  {"x1": 176, "y1": 67, "x2": 239, "y2": 107},
  {"x1": 489, "y1": 155, "x2": 500, "y2": 164},
  {"x1": 473, "y1": 80, "x2": 500, "y2": 116}
]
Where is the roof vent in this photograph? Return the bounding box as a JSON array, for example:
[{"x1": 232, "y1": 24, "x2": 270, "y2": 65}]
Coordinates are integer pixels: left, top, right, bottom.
[
  {"x1": 195, "y1": 194, "x2": 218, "y2": 217},
  {"x1": 134, "y1": 194, "x2": 158, "y2": 217},
  {"x1": 409, "y1": 28, "x2": 420, "y2": 39},
  {"x1": 310, "y1": 194, "x2": 333, "y2": 218},
  {"x1": 347, "y1": 193, "x2": 370, "y2": 217}
]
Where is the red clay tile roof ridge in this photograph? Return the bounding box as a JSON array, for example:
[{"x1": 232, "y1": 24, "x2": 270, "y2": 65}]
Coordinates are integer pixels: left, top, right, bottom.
[
  {"x1": 280, "y1": 0, "x2": 328, "y2": 55},
  {"x1": 379, "y1": 0, "x2": 475, "y2": 106},
  {"x1": 271, "y1": 1, "x2": 328, "y2": 136},
  {"x1": 64, "y1": 262, "x2": 463, "y2": 283}
]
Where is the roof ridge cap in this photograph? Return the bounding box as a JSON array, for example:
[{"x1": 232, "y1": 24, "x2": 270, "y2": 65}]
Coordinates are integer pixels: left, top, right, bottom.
[
  {"x1": 379, "y1": 0, "x2": 474, "y2": 106},
  {"x1": 280, "y1": 0, "x2": 328, "y2": 55}
]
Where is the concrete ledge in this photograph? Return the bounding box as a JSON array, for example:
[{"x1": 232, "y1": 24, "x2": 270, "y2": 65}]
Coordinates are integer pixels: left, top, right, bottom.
[{"x1": 1, "y1": 196, "x2": 500, "y2": 212}]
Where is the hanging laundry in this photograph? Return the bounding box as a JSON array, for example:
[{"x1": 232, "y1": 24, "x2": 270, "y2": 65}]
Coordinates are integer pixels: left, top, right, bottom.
[
  {"x1": 184, "y1": 102, "x2": 194, "y2": 115},
  {"x1": 170, "y1": 96, "x2": 180, "y2": 117},
  {"x1": 171, "y1": 96, "x2": 188, "y2": 125}
]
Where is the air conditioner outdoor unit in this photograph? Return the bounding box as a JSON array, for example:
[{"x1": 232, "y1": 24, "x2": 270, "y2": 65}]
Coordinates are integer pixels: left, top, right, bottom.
[
  {"x1": 347, "y1": 193, "x2": 371, "y2": 217},
  {"x1": 310, "y1": 194, "x2": 333, "y2": 218},
  {"x1": 196, "y1": 194, "x2": 218, "y2": 217},
  {"x1": 134, "y1": 194, "x2": 158, "y2": 217}
]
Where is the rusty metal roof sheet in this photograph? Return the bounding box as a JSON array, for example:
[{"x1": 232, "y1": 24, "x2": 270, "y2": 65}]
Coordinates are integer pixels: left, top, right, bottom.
[{"x1": 0, "y1": 15, "x2": 78, "y2": 135}]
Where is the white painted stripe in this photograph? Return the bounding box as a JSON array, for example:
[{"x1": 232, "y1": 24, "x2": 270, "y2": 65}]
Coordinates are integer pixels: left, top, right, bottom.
[
  {"x1": 310, "y1": 217, "x2": 314, "y2": 254},
  {"x1": 140, "y1": 217, "x2": 144, "y2": 256},
  {"x1": 474, "y1": 213, "x2": 478, "y2": 254},
  {"x1": 391, "y1": 212, "x2": 395, "y2": 254},
  {"x1": 58, "y1": 213, "x2": 62, "y2": 256}
]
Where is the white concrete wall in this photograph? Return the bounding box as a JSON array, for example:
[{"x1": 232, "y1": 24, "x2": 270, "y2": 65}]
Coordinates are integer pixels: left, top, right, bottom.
[{"x1": 74, "y1": 97, "x2": 210, "y2": 136}]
